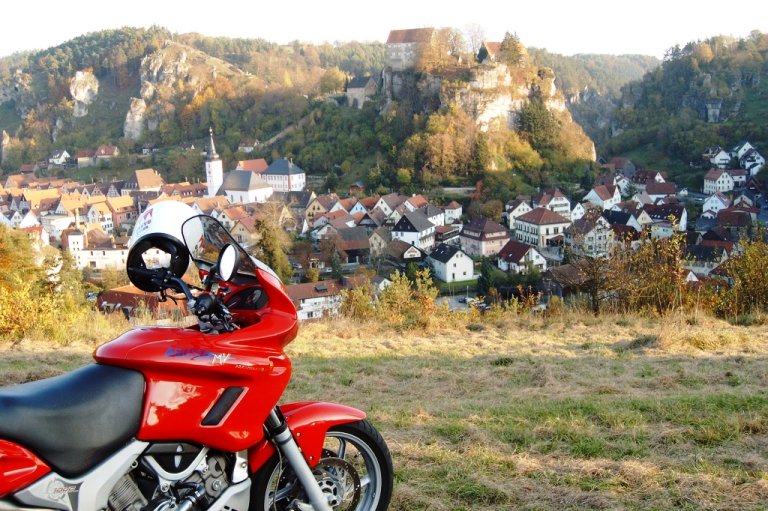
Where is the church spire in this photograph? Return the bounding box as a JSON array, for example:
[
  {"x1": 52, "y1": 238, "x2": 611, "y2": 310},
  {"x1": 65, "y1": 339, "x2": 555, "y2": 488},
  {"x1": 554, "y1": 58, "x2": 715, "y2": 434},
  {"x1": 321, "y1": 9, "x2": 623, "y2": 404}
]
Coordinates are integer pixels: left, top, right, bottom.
[{"x1": 207, "y1": 127, "x2": 219, "y2": 161}]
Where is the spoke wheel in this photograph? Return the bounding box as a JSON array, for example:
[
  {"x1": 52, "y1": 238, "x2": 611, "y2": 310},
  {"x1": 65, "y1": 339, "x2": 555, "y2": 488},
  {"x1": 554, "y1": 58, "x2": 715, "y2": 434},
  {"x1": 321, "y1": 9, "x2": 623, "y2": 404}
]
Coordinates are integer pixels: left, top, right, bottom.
[{"x1": 251, "y1": 420, "x2": 393, "y2": 511}]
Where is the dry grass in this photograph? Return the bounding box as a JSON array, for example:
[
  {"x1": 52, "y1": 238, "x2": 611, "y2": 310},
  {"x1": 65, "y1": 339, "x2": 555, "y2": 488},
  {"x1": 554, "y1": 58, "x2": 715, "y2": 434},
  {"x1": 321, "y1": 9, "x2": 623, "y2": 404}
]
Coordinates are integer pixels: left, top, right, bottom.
[{"x1": 2, "y1": 311, "x2": 768, "y2": 510}]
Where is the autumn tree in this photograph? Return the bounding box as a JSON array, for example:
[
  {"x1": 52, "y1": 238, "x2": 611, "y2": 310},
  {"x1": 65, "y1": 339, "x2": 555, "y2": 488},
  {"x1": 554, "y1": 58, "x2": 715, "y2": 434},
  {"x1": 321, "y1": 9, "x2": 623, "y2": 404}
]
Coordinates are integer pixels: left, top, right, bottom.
[
  {"x1": 249, "y1": 220, "x2": 293, "y2": 282},
  {"x1": 320, "y1": 66, "x2": 346, "y2": 95},
  {"x1": 714, "y1": 232, "x2": 768, "y2": 317},
  {"x1": 612, "y1": 232, "x2": 689, "y2": 315}
]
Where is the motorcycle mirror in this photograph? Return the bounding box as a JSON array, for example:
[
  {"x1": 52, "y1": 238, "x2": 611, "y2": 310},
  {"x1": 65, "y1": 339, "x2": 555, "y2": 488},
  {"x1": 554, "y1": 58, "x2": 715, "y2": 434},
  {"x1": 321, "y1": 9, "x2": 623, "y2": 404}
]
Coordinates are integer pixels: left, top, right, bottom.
[{"x1": 217, "y1": 244, "x2": 240, "y2": 282}]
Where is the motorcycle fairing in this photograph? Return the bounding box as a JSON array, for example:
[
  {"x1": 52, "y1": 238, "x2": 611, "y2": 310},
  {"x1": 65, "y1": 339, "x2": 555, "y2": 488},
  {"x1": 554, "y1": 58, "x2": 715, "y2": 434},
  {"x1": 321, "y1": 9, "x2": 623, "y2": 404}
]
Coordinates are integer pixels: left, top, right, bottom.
[
  {"x1": 0, "y1": 364, "x2": 144, "y2": 478},
  {"x1": 248, "y1": 401, "x2": 367, "y2": 470},
  {"x1": 0, "y1": 440, "x2": 50, "y2": 498},
  {"x1": 95, "y1": 326, "x2": 292, "y2": 452},
  {"x1": 10, "y1": 440, "x2": 148, "y2": 511}
]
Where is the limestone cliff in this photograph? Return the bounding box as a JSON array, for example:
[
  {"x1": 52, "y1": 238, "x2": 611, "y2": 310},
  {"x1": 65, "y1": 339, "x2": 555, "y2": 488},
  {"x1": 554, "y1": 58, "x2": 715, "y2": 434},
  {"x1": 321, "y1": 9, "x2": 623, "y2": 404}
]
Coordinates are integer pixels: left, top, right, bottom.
[
  {"x1": 123, "y1": 40, "x2": 248, "y2": 139},
  {"x1": 385, "y1": 61, "x2": 596, "y2": 161},
  {"x1": 0, "y1": 70, "x2": 35, "y2": 119},
  {"x1": 69, "y1": 70, "x2": 99, "y2": 118}
]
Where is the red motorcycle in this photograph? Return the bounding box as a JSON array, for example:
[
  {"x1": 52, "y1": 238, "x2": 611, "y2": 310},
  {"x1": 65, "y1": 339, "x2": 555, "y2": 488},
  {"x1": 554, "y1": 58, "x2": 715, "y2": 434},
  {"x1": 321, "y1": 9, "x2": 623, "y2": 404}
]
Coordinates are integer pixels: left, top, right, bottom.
[{"x1": 0, "y1": 202, "x2": 393, "y2": 511}]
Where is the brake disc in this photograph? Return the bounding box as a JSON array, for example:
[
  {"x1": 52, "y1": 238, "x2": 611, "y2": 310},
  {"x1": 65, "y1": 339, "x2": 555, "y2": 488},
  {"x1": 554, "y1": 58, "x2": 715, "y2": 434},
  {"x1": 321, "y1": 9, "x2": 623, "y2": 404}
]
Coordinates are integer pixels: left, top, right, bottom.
[{"x1": 312, "y1": 457, "x2": 361, "y2": 511}]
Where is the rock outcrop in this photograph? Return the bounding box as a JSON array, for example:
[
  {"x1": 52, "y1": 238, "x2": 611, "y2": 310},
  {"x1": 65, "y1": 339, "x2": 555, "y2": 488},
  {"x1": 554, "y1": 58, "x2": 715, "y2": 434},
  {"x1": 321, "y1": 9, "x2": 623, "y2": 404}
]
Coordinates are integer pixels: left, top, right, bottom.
[
  {"x1": 69, "y1": 70, "x2": 99, "y2": 118},
  {"x1": 121, "y1": 41, "x2": 248, "y2": 140},
  {"x1": 385, "y1": 61, "x2": 595, "y2": 161},
  {"x1": 124, "y1": 98, "x2": 148, "y2": 140}
]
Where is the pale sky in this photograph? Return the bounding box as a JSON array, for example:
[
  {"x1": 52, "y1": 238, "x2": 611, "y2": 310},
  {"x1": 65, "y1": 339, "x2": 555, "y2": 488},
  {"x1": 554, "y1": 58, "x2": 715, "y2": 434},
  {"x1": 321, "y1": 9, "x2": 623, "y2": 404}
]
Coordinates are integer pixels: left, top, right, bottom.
[{"x1": 2, "y1": 0, "x2": 767, "y2": 59}]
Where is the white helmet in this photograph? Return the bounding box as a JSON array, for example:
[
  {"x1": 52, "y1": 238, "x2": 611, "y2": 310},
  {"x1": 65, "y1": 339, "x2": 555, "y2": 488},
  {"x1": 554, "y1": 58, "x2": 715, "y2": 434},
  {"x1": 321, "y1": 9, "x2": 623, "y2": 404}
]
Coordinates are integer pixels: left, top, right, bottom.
[{"x1": 126, "y1": 200, "x2": 200, "y2": 292}]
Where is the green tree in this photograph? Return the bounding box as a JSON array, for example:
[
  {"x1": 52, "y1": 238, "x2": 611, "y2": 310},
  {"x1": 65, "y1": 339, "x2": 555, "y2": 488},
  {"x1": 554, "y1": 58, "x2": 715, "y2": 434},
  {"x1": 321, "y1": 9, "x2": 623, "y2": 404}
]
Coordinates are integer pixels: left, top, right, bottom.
[
  {"x1": 499, "y1": 32, "x2": 525, "y2": 66},
  {"x1": 477, "y1": 258, "x2": 501, "y2": 296},
  {"x1": 250, "y1": 221, "x2": 293, "y2": 282},
  {"x1": 517, "y1": 97, "x2": 561, "y2": 154},
  {"x1": 331, "y1": 251, "x2": 343, "y2": 279}
]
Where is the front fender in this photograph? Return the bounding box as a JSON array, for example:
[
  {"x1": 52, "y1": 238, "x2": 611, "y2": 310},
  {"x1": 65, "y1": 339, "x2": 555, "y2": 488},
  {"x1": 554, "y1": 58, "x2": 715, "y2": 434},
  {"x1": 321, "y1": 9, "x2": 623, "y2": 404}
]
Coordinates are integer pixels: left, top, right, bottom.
[{"x1": 248, "y1": 402, "x2": 366, "y2": 471}]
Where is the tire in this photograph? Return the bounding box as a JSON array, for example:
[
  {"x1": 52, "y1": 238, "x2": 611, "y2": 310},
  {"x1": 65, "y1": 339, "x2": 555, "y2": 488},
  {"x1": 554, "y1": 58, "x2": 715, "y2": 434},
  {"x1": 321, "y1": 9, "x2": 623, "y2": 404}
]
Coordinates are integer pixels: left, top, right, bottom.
[{"x1": 251, "y1": 419, "x2": 393, "y2": 511}]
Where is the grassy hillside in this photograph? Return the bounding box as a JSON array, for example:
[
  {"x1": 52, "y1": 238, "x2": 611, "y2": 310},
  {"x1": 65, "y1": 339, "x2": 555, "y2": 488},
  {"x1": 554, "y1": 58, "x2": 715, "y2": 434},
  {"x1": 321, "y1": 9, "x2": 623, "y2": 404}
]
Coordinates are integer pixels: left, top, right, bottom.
[{"x1": 2, "y1": 312, "x2": 767, "y2": 510}]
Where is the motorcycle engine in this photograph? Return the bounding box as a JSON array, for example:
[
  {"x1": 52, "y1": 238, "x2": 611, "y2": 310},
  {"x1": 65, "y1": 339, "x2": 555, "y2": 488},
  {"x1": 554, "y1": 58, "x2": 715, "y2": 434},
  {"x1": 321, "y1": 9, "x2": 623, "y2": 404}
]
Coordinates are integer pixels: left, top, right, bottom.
[{"x1": 108, "y1": 444, "x2": 232, "y2": 511}]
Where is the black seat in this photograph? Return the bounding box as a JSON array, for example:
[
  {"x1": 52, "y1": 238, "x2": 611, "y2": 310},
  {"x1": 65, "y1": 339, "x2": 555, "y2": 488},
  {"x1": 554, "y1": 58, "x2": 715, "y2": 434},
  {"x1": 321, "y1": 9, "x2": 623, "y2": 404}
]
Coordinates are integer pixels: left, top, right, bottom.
[{"x1": 0, "y1": 364, "x2": 145, "y2": 478}]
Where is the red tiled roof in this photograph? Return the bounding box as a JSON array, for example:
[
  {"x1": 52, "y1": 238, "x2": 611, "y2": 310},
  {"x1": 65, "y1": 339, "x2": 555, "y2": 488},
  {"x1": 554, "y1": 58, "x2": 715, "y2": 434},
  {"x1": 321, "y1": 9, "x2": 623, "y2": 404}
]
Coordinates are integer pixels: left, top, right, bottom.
[
  {"x1": 704, "y1": 168, "x2": 724, "y2": 181},
  {"x1": 286, "y1": 281, "x2": 342, "y2": 303},
  {"x1": 517, "y1": 207, "x2": 570, "y2": 225},
  {"x1": 498, "y1": 240, "x2": 533, "y2": 263},
  {"x1": 236, "y1": 159, "x2": 268, "y2": 173}
]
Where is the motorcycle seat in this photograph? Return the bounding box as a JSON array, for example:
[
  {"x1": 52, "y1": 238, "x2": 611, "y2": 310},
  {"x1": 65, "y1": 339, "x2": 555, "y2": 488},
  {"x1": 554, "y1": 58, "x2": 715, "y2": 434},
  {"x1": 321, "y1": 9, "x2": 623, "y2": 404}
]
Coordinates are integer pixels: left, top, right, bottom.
[{"x1": 0, "y1": 363, "x2": 145, "y2": 478}]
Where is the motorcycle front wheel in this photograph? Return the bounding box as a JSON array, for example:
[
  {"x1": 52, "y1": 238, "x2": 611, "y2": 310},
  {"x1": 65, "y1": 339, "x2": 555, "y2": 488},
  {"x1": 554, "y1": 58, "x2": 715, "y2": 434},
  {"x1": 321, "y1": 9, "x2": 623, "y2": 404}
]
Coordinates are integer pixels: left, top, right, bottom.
[{"x1": 251, "y1": 419, "x2": 393, "y2": 511}]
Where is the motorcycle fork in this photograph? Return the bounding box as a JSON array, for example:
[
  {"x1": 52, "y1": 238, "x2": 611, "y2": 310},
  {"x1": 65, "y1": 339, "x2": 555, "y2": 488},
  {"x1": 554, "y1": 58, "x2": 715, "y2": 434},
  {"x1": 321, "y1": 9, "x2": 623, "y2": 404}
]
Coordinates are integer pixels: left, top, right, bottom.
[{"x1": 264, "y1": 408, "x2": 332, "y2": 511}]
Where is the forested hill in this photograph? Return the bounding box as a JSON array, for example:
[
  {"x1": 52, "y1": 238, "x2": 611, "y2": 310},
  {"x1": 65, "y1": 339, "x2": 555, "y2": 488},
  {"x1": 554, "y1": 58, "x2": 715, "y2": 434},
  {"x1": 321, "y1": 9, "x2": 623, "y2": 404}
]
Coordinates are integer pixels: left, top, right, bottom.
[
  {"x1": 602, "y1": 31, "x2": 768, "y2": 188},
  {"x1": 527, "y1": 49, "x2": 660, "y2": 144},
  {"x1": 0, "y1": 27, "x2": 679, "y2": 200}
]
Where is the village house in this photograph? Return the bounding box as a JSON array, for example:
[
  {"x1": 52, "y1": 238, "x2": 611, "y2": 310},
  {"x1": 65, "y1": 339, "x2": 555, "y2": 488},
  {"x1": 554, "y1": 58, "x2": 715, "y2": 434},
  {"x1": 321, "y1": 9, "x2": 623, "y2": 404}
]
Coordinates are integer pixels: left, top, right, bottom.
[
  {"x1": 477, "y1": 41, "x2": 501, "y2": 63},
  {"x1": 442, "y1": 201, "x2": 463, "y2": 224},
  {"x1": 368, "y1": 226, "x2": 392, "y2": 259},
  {"x1": 76, "y1": 150, "x2": 96, "y2": 169},
  {"x1": 728, "y1": 168, "x2": 749, "y2": 188},
  {"x1": 86, "y1": 201, "x2": 117, "y2": 235},
  {"x1": 709, "y1": 148, "x2": 732, "y2": 169},
  {"x1": 122, "y1": 168, "x2": 165, "y2": 195},
  {"x1": 391, "y1": 210, "x2": 436, "y2": 251},
  {"x1": 533, "y1": 188, "x2": 571, "y2": 218},
  {"x1": 274, "y1": 190, "x2": 316, "y2": 229},
  {"x1": 683, "y1": 245, "x2": 729, "y2": 276},
  {"x1": 565, "y1": 213, "x2": 614, "y2": 257},
  {"x1": 374, "y1": 193, "x2": 409, "y2": 219},
  {"x1": 314, "y1": 210, "x2": 356, "y2": 230},
  {"x1": 645, "y1": 181, "x2": 677, "y2": 203},
  {"x1": 95, "y1": 145, "x2": 120, "y2": 163},
  {"x1": 230, "y1": 217, "x2": 260, "y2": 248},
  {"x1": 740, "y1": 148, "x2": 765, "y2": 175},
  {"x1": 345, "y1": 76, "x2": 378, "y2": 108},
  {"x1": 514, "y1": 208, "x2": 571, "y2": 250},
  {"x1": 427, "y1": 243, "x2": 473, "y2": 283},
  {"x1": 583, "y1": 184, "x2": 621, "y2": 210},
  {"x1": 496, "y1": 240, "x2": 547, "y2": 274},
  {"x1": 503, "y1": 198, "x2": 533, "y2": 228},
  {"x1": 606, "y1": 157, "x2": 637, "y2": 178},
  {"x1": 541, "y1": 264, "x2": 588, "y2": 300},
  {"x1": 141, "y1": 143, "x2": 157, "y2": 155},
  {"x1": 703, "y1": 168, "x2": 734, "y2": 194},
  {"x1": 384, "y1": 239, "x2": 426, "y2": 269},
  {"x1": 420, "y1": 203, "x2": 445, "y2": 227},
  {"x1": 602, "y1": 209, "x2": 643, "y2": 232},
  {"x1": 357, "y1": 210, "x2": 388, "y2": 233},
  {"x1": 286, "y1": 281, "x2": 343, "y2": 321},
  {"x1": 435, "y1": 224, "x2": 461, "y2": 245},
  {"x1": 305, "y1": 193, "x2": 340, "y2": 223},
  {"x1": 731, "y1": 141, "x2": 755, "y2": 160},
  {"x1": 261, "y1": 159, "x2": 306, "y2": 192},
  {"x1": 460, "y1": 217, "x2": 510, "y2": 257},
  {"x1": 48, "y1": 149, "x2": 70, "y2": 166},
  {"x1": 336, "y1": 226, "x2": 371, "y2": 264},
  {"x1": 630, "y1": 170, "x2": 668, "y2": 192},
  {"x1": 643, "y1": 203, "x2": 688, "y2": 237},
  {"x1": 702, "y1": 192, "x2": 731, "y2": 218}
]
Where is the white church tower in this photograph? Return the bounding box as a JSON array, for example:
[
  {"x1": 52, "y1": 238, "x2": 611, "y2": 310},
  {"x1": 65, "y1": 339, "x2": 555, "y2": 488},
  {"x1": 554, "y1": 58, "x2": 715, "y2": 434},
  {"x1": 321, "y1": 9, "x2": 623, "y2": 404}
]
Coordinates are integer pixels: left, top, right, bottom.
[{"x1": 205, "y1": 127, "x2": 223, "y2": 197}]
